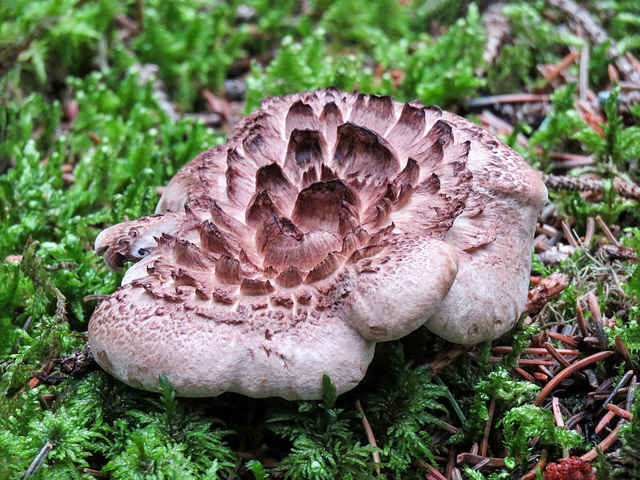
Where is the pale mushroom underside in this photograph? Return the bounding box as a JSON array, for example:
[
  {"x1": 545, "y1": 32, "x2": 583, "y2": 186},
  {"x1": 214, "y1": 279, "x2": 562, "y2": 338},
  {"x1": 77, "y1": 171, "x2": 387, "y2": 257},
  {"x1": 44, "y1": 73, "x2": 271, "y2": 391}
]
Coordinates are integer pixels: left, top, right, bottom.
[{"x1": 89, "y1": 88, "x2": 547, "y2": 399}]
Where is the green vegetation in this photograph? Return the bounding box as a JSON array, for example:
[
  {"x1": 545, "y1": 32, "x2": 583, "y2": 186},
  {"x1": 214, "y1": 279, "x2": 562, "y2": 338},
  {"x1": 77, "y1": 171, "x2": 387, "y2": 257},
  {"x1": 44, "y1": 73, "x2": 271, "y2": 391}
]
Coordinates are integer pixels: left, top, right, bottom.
[{"x1": 2, "y1": 0, "x2": 640, "y2": 478}]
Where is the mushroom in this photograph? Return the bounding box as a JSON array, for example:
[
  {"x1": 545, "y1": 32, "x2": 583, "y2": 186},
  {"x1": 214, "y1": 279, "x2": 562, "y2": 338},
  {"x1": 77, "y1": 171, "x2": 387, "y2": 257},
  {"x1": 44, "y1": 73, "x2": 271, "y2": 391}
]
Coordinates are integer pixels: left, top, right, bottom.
[{"x1": 89, "y1": 88, "x2": 547, "y2": 400}]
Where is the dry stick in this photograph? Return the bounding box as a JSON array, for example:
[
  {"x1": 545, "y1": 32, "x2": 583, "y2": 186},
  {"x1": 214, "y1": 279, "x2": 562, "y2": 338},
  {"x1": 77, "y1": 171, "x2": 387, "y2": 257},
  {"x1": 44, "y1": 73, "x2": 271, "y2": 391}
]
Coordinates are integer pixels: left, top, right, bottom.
[
  {"x1": 82, "y1": 467, "x2": 111, "y2": 479},
  {"x1": 534, "y1": 351, "x2": 614, "y2": 407},
  {"x1": 23, "y1": 442, "x2": 53, "y2": 479},
  {"x1": 471, "y1": 458, "x2": 491, "y2": 470},
  {"x1": 584, "y1": 217, "x2": 595, "y2": 245},
  {"x1": 542, "y1": 174, "x2": 640, "y2": 202},
  {"x1": 604, "y1": 403, "x2": 634, "y2": 421},
  {"x1": 576, "y1": 304, "x2": 590, "y2": 337},
  {"x1": 411, "y1": 459, "x2": 448, "y2": 480},
  {"x1": 622, "y1": 376, "x2": 637, "y2": 427},
  {"x1": 545, "y1": 343, "x2": 573, "y2": 369},
  {"x1": 355, "y1": 399, "x2": 381, "y2": 475},
  {"x1": 492, "y1": 346, "x2": 579, "y2": 355},
  {"x1": 545, "y1": 341, "x2": 588, "y2": 382},
  {"x1": 489, "y1": 357, "x2": 556, "y2": 366},
  {"x1": 552, "y1": 397, "x2": 565, "y2": 427},
  {"x1": 579, "y1": 44, "x2": 590, "y2": 104},
  {"x1": 584, "y1": 369, "x2": 599, "y2": 389},
  {"x1": 614, "y1": 177, "x2": 640, "y2": 201},
  {"x1": 515, "y1": 367, "x2": 535, "y2": 382},
  {"x1": 445, "y1": 446, "x2": 457, "y2": 480},
  {"x1": 595, "y1": 215, "x2": 621, "y2": 246},
  {"x1": 456, "y1": 453, "x2": 506, "y2": 468},
  {"x1": 482, "y1": 3, "x2": 511, "y2": 68},
  {"x1": 467, "y1": 93, "x2": 550, "y2": 108},
  {"x1": 581, "y1": 424, "x2": 623, "y2": 462},
  {"x1": 83, "y1": 294, "x2": 109, "y2": 302},
  {"x1": 589, "y1": 387, "x2": 628, "y2": 399},
  {"x1": 561, "y1": 221, "x2": 579, "y2": 248},
  {"x1": 587, "y1": 292, "x2": 609, "y2": 351},
  {"x1": 543, "y1": 50, "x2": 581, "y2": 83},
  {"x1": 595, "y1": 410, "x2": 617, "y2": 434},
  {"x1": 552, "y1": 397, "x2": 572, "y2": 458},
  {"x1": 626, "y1": 376, "x2": 637, "y2": 412},
  {"x1": 480, "y1": 398, "x2": 496, "y2": 457},
  {"x1": 539, "y1": 365, "x2": 556, "y2": 379},
  {"x1": 546, "y1": 331, "x2": 579, "y2": 348},
  {"x1": 615, "y1": 336, "x2": 639, "y2": 378},
  {"x1": 603, "y1": 370, "x2": 634, "y2": 406}
]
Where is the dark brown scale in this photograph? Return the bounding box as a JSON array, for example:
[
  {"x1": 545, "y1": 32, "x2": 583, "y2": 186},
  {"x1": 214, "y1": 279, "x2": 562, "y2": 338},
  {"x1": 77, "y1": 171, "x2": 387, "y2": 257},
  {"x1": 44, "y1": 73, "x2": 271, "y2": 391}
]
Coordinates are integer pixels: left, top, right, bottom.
[
  {"x1": 283, "y1": 129, "x2": 326, "y2": 188},
  {"x1": 386, "y1": 103, "x2": 426, "y2": 146},
  {"x1": 396, "y1": 158, "x2": 420, "y2": 186},
  {"x1": 285, "y1": 101, "x2": 321, "y2": 138},
  {"x1": 245, "y1": 190, "x2": 282, "y2": 228},
  {"x1": 174, "y1": 239, "x2": 212, "y2": 271},
  {"x1": 171, "y1": 268, "x2": 201, "y2": 288},
  {"x1": 240, "y1": 278, "x2": 276, "y2": 296},
  {"x1": 200, "y1": 220, "x2": 234, "y2": 256},
  {"x1": 255, "y1": 163, "x2": 298, "y2": 210},
  {"x1": 225, "y1": 148, "x2": 253, "y2": 205},
  {"x1": 304, "y1": 252, "x2": 344, "y2": 284},
  {"x1": 291, "y1": 180, "x2": 359, "y2": 233},
  {"x1": 349, "y1": 242, "x2": 389, "y2": 264},
  {"x1": 215, "y1": 255, "x2": 244, "y2": 285},
  {"x1": 275, "y1": 266, "x2": 303, "y2": 288}
]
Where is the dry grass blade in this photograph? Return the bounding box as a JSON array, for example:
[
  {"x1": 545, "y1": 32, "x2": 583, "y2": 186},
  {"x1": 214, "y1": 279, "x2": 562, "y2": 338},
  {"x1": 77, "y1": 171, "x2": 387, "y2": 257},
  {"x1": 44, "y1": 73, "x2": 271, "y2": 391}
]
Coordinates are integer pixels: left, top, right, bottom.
[{"x1": 551, "y1": 397, "x2": 565, "y2": 427}]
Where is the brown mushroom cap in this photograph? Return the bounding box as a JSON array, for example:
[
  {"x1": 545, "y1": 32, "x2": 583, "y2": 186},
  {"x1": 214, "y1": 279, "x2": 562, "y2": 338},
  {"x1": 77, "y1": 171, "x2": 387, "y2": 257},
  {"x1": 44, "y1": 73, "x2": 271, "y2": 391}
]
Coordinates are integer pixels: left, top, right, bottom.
[{"x1": 89, "y1": 88, "x2": 547, "y2": 399}]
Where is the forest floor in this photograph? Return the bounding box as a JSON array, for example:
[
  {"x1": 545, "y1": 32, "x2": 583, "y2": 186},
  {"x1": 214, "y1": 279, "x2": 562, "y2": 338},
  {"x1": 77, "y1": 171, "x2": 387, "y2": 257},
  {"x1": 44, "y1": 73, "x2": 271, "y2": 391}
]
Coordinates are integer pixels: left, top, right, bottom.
[{"x1": 2, "y1": 1, "x2": 640, "y2": 479}]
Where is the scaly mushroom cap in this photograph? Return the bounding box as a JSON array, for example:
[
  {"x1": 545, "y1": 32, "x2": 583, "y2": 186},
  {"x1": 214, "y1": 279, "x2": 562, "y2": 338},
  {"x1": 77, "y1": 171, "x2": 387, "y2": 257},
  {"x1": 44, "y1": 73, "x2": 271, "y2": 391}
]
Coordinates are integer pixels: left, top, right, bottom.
[{"x1": 89, "y1": 88, "x2": 547, "y2": 399}]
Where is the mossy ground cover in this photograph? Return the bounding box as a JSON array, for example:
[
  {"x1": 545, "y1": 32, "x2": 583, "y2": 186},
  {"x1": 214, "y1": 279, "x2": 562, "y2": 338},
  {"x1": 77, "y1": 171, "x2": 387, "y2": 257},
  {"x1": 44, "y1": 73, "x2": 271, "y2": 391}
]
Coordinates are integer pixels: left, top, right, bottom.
[{"x1": 1, "y1": 1, "x2": 640, "y2": 478}]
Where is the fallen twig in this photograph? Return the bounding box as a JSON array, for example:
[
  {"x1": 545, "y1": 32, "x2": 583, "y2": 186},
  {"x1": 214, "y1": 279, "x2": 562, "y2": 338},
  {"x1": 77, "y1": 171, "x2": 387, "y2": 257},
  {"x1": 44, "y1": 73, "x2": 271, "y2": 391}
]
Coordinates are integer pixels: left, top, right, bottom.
[
  {"x1": 542, "y1": 174, "x2": 640, "y2": 202},
  {"x1": 24, "y1": 442, "x2": 52, "y2": 479},
  {"x1": 547, "y1": 0, "x2": 640, "y2": 83}
]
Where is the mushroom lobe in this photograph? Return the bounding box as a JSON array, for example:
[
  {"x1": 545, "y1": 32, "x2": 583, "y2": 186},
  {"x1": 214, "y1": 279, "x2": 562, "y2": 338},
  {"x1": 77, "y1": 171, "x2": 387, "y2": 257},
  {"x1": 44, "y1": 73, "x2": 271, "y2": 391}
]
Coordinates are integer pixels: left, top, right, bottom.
[{"x1": 89, "y1": 88, "x2": 547, "y2": 400}]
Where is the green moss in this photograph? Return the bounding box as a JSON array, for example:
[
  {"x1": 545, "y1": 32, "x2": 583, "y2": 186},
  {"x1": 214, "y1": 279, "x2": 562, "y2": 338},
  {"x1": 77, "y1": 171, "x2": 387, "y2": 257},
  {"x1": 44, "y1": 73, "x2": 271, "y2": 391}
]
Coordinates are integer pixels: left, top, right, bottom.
[{"x1": 2, "y1": 1, "x2": 640, "y2": 478}]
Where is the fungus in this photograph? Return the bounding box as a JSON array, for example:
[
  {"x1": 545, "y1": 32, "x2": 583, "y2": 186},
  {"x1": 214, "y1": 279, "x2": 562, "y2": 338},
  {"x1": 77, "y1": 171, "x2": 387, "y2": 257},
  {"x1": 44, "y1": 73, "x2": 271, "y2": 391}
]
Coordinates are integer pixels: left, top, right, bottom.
[{"x1": 89, "y1": 88, "x2": 547, "y2": 400}]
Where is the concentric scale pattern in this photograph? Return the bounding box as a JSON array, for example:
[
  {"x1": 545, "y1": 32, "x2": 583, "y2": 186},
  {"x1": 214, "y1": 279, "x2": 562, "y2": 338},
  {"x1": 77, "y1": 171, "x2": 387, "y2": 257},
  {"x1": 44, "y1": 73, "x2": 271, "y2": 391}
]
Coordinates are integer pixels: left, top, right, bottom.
[{"x1": 90, "y1": 88, "x2": 547, "y2": 399}]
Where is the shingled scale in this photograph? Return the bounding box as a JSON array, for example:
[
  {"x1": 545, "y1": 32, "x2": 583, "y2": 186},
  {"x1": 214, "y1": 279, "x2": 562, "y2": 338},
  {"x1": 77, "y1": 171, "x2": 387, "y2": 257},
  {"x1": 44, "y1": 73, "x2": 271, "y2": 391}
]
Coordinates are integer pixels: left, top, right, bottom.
[{"x1": 89, "y1": 88, "x2": 547, "y2": 400}]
